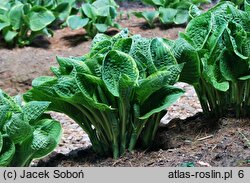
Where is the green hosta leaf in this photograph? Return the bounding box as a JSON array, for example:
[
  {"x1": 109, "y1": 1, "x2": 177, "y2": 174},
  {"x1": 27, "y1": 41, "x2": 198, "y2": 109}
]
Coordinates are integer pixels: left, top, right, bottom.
[
  {"x1": 131, "y1": 52, "x2": 148, "y2": 79},
  {"x1": 12, "y1": 118, "x2": 62, "y2": 166},
  {"x1": 32, "y1": 73, "x2": 111, "y2": 111},
  {"x1": 102, "y1": 50, "x2": 139, "y2": 97},
  {"x1": 2, "y1": 28, "x2": 18, "y2": 43},
  {"x1": 82, "y1": 3, "x2": 97, "y2": 20},
  {"x1": 23, "y1": 89, "x2": 95, "y2": 137},
  {"x1": 0, "y1": 105, "x2": 9, "y2": 130},
  {"x1": 31, "y1": 119, "x2": 62, "y2": 159},
  {"x1": 133, "y1": 11, "x2": 159, "y2": 27},
  {"x1": 91, "y1": 0, "x2": 118, "y2": 9},
  {"x1": 159, "y1": 7, "x2": 177, "y2": 24},
  {"x1": 225, "y1": 27, "x2": 248, "y2": 60},
  {"x1": 23, "y1": 101, "x2": 50, "y2": 125},
  {"x1": 32, "y1": 76, "x2": 56, "y2": 87},
  {"x1": 136, "y1": 70, "x2": 173, "y2": 104},
  {"x1": 185, "y1": 12, "x2": 212, "y2": 49},
  {"x1": 0, "y1": 20, "x2": 10, "y2": 31},
  {"x1": 75, "y1": 73, "x2": 112, "y2": 110},
  {"x1": 174, "y1": 10, "x2": 189, "y2": 24},
  {"x1": 161, "y1": 64, "x2": 184, "y2": 84},
  {"x1": 189, "y1": 4, "x2": 202, "y2": 19},
  {"x1": 0, "y1": 132, "x2": 2, "y2": 152},
  {"x1": 111, "y1": 8, "x2": 119, "y2": 20},
  {"x1": 53, "y1": 2, "x2": 71, "y2": 21},
  {"x1": 135, "y1": 51, "x2": 157, "y2": 75},
  {"x1": 96, "y1": 5, "x2": 111, "y2": 17},
  {"x1": 67, "y1": 15, "x2": 89, "y2": 30},
  {"x1": 172, "y1": 35, "x2": 201, "y2": 84},
  {"x1": 20, "y1": 130, "x2": 55, "y2": 160},
  {"x1": 202, "y1": 58, "x2": 229, "y2": 92},
  {"x1": 91, "y1": 33, "x2": 111, "y2": 48},
  {"x1": 94, "y1": 23, "x2": 108, "y2": 33},
  {"x1": 245, "y1": 0, "x2": 250, "y2": 11},
  {"x1": 28, "y1": 6, "x2": 55, "y2": 31},
  {"x1": 206, "y1": 15, "x2": 228, "y2": 63},
  {"x1": 4, "y1": 114, "x2": 33, "y2": 144},
  {"x1": 0, "y1": 90, "x2": 21, "y2": 113},
  {"x1": 220, "y1": 51, "x2": 249, "y2": 82},
  {"x1": 36, "y1": 119, "x2": 62, "y2": 145},
  {"x1": 150, "y1": 38, "x2": 178, "y2": 69},
  {"x1": 56, "y1": 56, "x2": 91, "y2": 75},
  {"x1": 118, "y1": 74, "x2": 135, "y2": 101},
  {"x1": 113, "y1": 38, "x2": 132, "y2": 54},
  {"x1": 0, "y1": 136, "x2": 15, "y2": 167},
  {"x1": 8, "y1": 4, "x2": 24, "y2": 30},
  {"x1": 130, "y1": 35, "x2": 151, "y2": 60},
  {"x1": 53, "y1": 76, "x2": 81, "y2": 99},
  {"x1": 89, "y1": 40, "x2": 112, "y2": 58},
  {"x1": 139, "y1": 86, "x2": 184, "y2": 119},
  {"x1": 111, "y1": 28, "x2": 129, "y2": 43}
]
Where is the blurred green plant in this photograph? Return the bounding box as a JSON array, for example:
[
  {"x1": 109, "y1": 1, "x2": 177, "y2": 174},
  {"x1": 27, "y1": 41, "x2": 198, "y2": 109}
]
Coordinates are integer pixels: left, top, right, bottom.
[
  {"x1": 67, "y1": 0, "x2": 121, "y2": 38},
  {"x1": 133, "y1": 0, "x2": 211, "y2": 28},
  {"x1": 220, "y1": 0, "x2": 250, "y2": 10}
]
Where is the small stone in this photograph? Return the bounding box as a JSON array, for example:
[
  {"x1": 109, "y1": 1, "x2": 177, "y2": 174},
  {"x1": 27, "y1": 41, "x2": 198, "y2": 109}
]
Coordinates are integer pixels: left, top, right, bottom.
[{"x1": 184, "y1": 140, "x2": 192, "y2": 145}]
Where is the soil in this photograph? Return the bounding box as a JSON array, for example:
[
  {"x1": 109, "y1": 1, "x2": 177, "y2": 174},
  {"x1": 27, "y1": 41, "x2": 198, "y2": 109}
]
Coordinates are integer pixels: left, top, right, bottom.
[
  {"x1": 0, "y1": 2, "x2": 249, "y2": 167},
  {"x1": 36, "y1": 114, "x2": 250, "y2": 167}
]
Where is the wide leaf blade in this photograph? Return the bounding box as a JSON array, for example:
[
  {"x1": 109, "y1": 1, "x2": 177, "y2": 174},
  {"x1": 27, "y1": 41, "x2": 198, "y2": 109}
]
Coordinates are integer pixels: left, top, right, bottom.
[
  {"x1": 139, "y1": 86, "x2": 184, "y2": 119},
  {"x1": 102, "y1": 50, "x2": 139, "y2": 97}
]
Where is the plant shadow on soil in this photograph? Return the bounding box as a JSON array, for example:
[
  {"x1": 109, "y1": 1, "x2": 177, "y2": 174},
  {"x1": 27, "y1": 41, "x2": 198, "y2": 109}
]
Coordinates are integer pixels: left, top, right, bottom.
[
  {"x1": 0, "y1": 36, "x2": 51, "y2": 50},
  {"x1": 35, "y1": 113, "x2": 250, "y2": 167},
  {"x1": 62, "y1": 33, "x2": 89, "y2": 47},
  {"x1": 62, "y1": 29, "x2": 119, "y2": 47}
]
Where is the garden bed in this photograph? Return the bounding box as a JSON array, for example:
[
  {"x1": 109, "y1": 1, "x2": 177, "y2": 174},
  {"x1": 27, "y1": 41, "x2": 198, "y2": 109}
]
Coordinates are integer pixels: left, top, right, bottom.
[
  {"x1": 36, "y1": 114, "x2": 250, "y2": 167},
  {"x1": 0, "y1": 2, "x2": 249, "y2": 167}
]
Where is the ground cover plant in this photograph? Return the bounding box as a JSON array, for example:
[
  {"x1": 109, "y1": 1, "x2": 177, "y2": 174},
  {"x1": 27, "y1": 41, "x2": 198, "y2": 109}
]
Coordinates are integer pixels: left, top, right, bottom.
[
  {"x1": 23, "y1": 29, "x2": 184, "y2": 158},
  {"x1": 170, "y1": 1, "x2": 250, "y2": 118},
  {"x1": 133, "y1": 0, "x2": 211, "y2": 28},
  {"x1": 18, "y1": 0, "x2": 81, "y2": 22},
  {"x1": 0, "y1": 0, "x2": 54, "y2": 46},
  {"x1": 66, "y1": 0, "x2": 121, "y2": 38},
  {"x1": 221, "y1": 0, "x2": 250, "y2": 10},
  {"x1": 0, "y1": 89, "x2": 62, "y2": 167}
]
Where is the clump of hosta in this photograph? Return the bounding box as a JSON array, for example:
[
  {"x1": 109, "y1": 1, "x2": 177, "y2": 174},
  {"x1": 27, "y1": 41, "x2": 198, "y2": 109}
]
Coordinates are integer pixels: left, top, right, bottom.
[
  {"x1": 220, "y1": 0, "x2": 250, "y2": 10},
  {"x1": 0, "y1": 0, "x2": 76, "y2": 46},
  {"x1": 24, "y1": 29, "x2": 184, "y2": 158},
  {"x1": 67, "y1": 0, "x2": 120, "y2": 38},
  {"x1": 133, "y1": 0, "x2": 211, "y2": 28},
  {"x1": 0, "y1": 89, "x2": 62, "y2": 167},
  {"x1": 171, "y1": 1, "x2": 250, "y2": 118}
]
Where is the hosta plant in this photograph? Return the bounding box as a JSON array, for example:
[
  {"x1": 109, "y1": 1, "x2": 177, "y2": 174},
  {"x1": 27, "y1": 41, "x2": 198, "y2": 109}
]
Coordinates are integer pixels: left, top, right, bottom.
[
  {"x1": 220, "y1": 0, "x2": 250, "y2": 10},
  {"x1": 170, "y1": 1, "x2": 250, "y2": 118},
  {"x1": 133, "y1": 0, "x2": 211, "y2": 28},
  {"x1": 0, "y1": 1, "x2": 56, "y2": 46},
  {"x1": 0, "y1": 89, "x2": 62, "y2": 167},
  {"x1": 24, "y1": 29, "x2": 184, "y2": 158},
  {"x1": 18, "y1": 0, "x2": 79, "y2": 22},
  {"x1": 66, "y1": 0, "x2": 121, "y2": 38}
]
